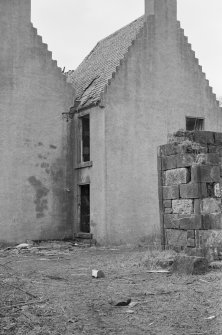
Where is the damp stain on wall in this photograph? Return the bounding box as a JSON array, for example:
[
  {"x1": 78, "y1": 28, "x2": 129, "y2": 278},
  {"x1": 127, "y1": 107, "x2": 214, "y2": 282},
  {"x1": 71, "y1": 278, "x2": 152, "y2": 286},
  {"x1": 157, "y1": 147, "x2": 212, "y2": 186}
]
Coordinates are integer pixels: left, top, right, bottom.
[{"x1": 28, "y1": 176, "x2": 49, "y2": 219}]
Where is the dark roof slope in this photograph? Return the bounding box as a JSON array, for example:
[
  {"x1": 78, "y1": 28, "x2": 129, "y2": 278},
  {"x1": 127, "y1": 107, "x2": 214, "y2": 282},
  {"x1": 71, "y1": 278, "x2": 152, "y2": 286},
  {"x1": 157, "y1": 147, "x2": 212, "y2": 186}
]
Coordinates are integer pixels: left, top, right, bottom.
[{"x1": 68, "y1": 16, "x2": 145, "y2": 110}]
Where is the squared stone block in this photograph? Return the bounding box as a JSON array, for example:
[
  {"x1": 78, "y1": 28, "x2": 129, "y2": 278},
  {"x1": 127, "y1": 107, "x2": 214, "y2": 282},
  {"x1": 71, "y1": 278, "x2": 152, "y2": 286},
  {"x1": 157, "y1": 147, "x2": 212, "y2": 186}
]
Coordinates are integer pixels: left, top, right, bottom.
[
  {"x1": 176, "y1": 154, "x2": 195, "y2": 168},
  {"x1": 172, "y1": 255, "x2": 208, "y2": 274},
  {"x1": 196, "y1": 230, "x2": 222, "y2": 249},
  {"x1": 163, "y1": 200, "x2": 172, "y2": 208},
  {"x1": 194, "y1": 199, "x2": 201, "y2": 214},
  {"x1": 179, "y1": 215, "x2": 202, "y2": 230},
  {"x1": 165, "y1": 229, "x2": 187, "y2": 248},
  {"x1": 214, "y1": 133, "x2": 222, "y2": 145},
  {"x1": 180, "y1": 183, "x2": 207, "y2": 199},
  {"x1": 164, "y1": 214, "x2": 179, "y2": 229},
  {"x1": 187, "y1": 230, "x2": 195, "y2": 239},
  {"x1": 162, "y1": 155, "x2": 177, "y2": 170},
  {"x1": 164, "y1": 168, "x2": 190, "y2": 186},
  {"x1": 196, "y1": 153, "x2": 220, "y2": 165},
  {"x1": 201, "y1": 198, "x2": 221, "y2": 214},
  {"x1": 159, "y1": 143, "x2": 178, "y2": 156},
  {"x1": 172, "y1": 199, "x2": 193, "y2": 215},
  {"x1": 162, "y1": 186, "x2": 179, "y2": 200},
  {"x1": 193, "y1": 131, "x2": 214, "y2": 145},
  {"x1": 202, "y1": 214, "x2": 222, "y2": 230},
  {"x1": 208, "y1": 145, "x2": 222, "y2": 155},
  {"x1": 191, "y1": 165, "x2": 220, "y2": 183}
]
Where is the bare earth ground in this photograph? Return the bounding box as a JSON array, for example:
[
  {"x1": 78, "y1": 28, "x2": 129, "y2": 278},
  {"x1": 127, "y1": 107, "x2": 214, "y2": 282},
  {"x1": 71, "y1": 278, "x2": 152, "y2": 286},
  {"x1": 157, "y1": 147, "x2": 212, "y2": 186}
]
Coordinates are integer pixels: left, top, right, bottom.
[{"x1": 0, "y1": 242, "x2": 222, "y2": 335}]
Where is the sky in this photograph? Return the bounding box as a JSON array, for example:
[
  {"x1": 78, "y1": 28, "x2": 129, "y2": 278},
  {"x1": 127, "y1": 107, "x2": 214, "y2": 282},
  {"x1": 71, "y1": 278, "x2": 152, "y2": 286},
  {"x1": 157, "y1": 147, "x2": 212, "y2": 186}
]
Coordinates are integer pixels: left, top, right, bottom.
[{"x1": 31, "y1": 0, "x2": 222, "y2": 97}]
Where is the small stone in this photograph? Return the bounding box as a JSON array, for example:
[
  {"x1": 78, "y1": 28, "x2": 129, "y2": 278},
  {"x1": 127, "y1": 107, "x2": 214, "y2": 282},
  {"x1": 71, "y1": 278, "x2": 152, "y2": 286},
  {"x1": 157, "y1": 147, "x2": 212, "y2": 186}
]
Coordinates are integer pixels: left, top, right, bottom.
[
  {"x1": 92, "y1": 270, "x2": 105, "y2": 279},
  {"x1": 115, "y1": 298, "x2": 131, "y2": 307},
  {"x1": 16, "y1": 243, "x2": 30, "y2": 249}
]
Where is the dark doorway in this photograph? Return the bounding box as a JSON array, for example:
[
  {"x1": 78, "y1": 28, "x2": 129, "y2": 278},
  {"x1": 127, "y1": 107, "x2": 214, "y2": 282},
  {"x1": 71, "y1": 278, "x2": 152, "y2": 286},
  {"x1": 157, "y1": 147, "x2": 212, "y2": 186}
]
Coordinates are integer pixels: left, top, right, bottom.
[{"x1": 80, "y1": 184, "x2": 90, "y2": 233}]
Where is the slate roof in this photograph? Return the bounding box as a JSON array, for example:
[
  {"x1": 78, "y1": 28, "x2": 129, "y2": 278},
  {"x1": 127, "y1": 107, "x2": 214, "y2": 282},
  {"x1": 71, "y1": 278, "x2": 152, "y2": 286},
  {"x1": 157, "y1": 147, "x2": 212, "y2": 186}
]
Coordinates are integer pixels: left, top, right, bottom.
[{"x1": 68, "y1": 16, "x2": 145, "y2": 110}]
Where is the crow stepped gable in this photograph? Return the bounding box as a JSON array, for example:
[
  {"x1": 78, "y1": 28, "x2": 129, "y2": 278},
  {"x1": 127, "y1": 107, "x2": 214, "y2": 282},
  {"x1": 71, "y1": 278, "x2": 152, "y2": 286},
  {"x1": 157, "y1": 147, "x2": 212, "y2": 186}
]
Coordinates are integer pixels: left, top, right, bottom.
[{"x1": 0, "y1": 0, "x2": 222, "y2": 246}]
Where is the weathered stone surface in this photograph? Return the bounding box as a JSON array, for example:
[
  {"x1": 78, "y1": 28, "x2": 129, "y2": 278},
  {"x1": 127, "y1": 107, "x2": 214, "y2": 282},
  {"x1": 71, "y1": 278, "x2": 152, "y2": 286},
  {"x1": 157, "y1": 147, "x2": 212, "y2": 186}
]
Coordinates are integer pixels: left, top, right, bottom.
[
  {"x1": 202, "y1": 214, "x2": 222, "y2": 230},
  {"x1": 196, "y1": 153, "x2": 220, "y2": 165},
  {"x1": 208, "y1": 145, "x2": 222, "y2": 155},
  {"x1": 193, "y1": 131, "x2": 214, "y2": 145},
  {"x1": 171, "y1": 255, "x2": 209, "y2": 275},
  {"x1": 163, "y1": 200, "x2": 172, "y2": 208},
  {"x1": 194, "y1": 199, "x2": 201, "y2": 214},
  {"x1": 162, "y1": 155, "x2": 177, "y2": 170},
  {"x1": 214, "y1": 132, "x2": 222, "y2": 145},
  {"x1": 164, "y1": 168, "x2": 190, "y2": 186},
  {"x1": 176, "y1": 154, "x2": 195, "y2": 168},
  {"x1": 201, "y1": 198, "x2": 221, "y2": 214},
  {"x1": 165, "y1": 229, "x2": 187, "y2": 248},
  {"x1": 191, "y1": 165, "x2": 220, "y2": 183},
  {"x1": 180, "y1": 183, "x2": 207, "y2": 199},
  {"x1": 187, "y1": 238, "x2": 196, "y2": 247},
  {"x1": 187, "y1": 230, "x2": 195, "y2": 239},
  {"x1": 179, "y1": 215, "x2": 202, "y2": 230},
  {"x1": 158, "y1": 143, "x2": 178, "y2": 156},
  {"x1": 164, "y1": 208, "x2": 173, "y2": 214},
  {"x1": 162, "y1": 186, "x2": 179, "y2": 200},
  {"x1": 196, "y1": 230, "x2": 222, "y2": 250},
  {"x1": 164, "y1": 214, "x2": 179, "y2": 229},
  {"x1": 172, "y1": 199, "x2": 193, "y2": 215},
  {"x1": 214, "y1": 183, "x2": 222, "y2": 197}
]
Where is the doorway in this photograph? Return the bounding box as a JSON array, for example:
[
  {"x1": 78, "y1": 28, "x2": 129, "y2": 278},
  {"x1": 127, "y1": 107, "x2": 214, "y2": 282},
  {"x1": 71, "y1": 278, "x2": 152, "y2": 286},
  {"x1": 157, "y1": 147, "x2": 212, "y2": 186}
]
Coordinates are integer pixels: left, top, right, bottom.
[{"x1": 79, "y1": 184, "x2": 90, "y2": 233}]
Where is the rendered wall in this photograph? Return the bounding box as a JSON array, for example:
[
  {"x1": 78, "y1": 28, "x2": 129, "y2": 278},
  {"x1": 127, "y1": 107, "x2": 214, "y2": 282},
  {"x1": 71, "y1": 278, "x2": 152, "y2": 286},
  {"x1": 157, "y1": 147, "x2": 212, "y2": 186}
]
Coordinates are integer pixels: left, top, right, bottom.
[
  {"x1": 0, "y1": 0, "x2": 74, "y2": 242},
  {"x1": 158, "y1": 131, "x2": 222, "y2": 261},
  {"x1": 96, "y1": 14, "x2": 222, "y2": 244}
]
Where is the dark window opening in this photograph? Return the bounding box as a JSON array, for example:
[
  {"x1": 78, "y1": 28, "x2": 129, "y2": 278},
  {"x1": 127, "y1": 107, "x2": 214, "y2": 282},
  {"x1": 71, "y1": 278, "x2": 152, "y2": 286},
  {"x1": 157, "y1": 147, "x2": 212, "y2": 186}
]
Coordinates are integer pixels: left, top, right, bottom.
[
  {"x1": 81, "y1": 115, "x2": 90, "y2": 162},
  {"x1": 186, "y1": 117, "x2": 204, "y2": 131},
  {"x1": 80, "y1": 184, "x2": 90, "y2": 233}
]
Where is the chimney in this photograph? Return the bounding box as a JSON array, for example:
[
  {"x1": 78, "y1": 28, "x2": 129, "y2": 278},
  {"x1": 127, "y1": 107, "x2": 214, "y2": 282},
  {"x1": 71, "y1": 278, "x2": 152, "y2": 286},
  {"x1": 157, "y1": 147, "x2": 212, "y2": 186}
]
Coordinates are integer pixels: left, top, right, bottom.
[
  {"x1": 145, "y1": 0, "x2": 155, "y2": 16},
  {"x1": 145, "y1": 0, "x2": 177, "y2": 22}
]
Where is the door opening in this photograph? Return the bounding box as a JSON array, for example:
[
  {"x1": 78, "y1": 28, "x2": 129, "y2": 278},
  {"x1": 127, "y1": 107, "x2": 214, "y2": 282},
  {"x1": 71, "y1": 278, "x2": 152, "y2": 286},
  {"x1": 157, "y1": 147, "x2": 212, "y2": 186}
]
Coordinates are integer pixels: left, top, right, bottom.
[{"x1": 80, "y1": 184, "x2": 90, "y2": 233}]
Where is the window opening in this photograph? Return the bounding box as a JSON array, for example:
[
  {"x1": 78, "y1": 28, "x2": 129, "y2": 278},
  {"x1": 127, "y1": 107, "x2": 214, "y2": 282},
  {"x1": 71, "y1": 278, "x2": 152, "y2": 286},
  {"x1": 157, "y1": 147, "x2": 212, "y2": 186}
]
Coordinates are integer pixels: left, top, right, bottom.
[
  {"x1": 81, "y1": 115, "x2": 90, "y2": 162},
  {"x1": 186, "y1": 117, "x2": 204, "y2": 131}
]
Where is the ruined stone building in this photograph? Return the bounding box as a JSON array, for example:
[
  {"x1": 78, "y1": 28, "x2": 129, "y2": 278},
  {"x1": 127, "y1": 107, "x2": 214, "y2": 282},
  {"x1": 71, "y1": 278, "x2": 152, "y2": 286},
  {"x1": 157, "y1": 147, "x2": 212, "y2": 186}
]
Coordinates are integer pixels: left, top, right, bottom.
[{"x1": 0, "y1": 0, "x2": 222, "y2": 245}]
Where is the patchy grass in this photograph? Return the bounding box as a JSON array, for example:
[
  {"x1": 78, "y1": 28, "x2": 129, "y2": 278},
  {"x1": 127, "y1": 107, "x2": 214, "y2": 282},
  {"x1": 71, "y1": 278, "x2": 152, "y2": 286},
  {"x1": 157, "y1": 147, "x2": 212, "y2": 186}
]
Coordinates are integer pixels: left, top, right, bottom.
[
  {"x1": 142, "y1": 249, "x2": 178, "y2": 270},
  {"x1": 0, "y1": 243, "x2": 222, "y2": 335}
]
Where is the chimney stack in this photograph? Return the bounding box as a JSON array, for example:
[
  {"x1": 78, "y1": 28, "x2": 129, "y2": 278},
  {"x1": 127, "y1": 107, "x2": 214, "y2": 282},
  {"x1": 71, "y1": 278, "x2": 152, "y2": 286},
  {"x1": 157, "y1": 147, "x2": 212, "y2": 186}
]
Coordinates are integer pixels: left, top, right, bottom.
[
  {"x1": 145, "y1": 0, "x2": 155, "y2": 17},
  {"x1": 145, "y1": 0, "x2": 177, "y2": 22}
]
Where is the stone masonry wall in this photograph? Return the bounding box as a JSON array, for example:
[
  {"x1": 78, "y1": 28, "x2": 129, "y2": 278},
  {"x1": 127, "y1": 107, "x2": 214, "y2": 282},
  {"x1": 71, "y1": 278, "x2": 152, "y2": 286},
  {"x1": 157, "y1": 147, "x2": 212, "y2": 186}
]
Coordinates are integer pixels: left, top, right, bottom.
[{"x1": 158, "y1": 131, "x2": 222, "y2": 260}]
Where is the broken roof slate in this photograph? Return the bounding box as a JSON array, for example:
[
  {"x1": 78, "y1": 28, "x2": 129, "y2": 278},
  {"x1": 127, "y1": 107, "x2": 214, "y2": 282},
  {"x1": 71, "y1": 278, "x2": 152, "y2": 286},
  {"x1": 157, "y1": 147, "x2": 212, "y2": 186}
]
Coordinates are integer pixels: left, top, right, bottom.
[{"x1": 68, "y1": 16, "x2": 145, "y2": 110}]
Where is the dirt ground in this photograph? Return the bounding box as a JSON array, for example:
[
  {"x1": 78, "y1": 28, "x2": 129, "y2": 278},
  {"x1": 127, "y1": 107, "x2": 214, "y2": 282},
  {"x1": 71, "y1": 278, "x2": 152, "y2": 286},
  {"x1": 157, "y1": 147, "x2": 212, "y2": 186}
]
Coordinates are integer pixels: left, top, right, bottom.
[{"x1": 0, "y1": 242, "x2": 222, "y2": 335}]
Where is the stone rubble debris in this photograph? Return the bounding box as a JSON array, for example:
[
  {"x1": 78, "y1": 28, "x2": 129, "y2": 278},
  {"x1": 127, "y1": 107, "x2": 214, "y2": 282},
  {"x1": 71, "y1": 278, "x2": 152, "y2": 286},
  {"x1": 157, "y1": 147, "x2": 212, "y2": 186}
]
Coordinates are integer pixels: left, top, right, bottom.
[{"x1": 92, "y1": 269, "x2": 105, "y2": 278}]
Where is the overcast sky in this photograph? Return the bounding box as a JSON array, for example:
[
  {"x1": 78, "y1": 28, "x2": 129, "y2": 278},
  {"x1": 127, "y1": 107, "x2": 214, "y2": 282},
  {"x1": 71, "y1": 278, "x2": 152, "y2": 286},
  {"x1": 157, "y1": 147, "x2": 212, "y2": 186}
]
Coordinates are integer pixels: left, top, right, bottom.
[{"x1": 32, "y1": 0, "x2": 222, "y2": 96}]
